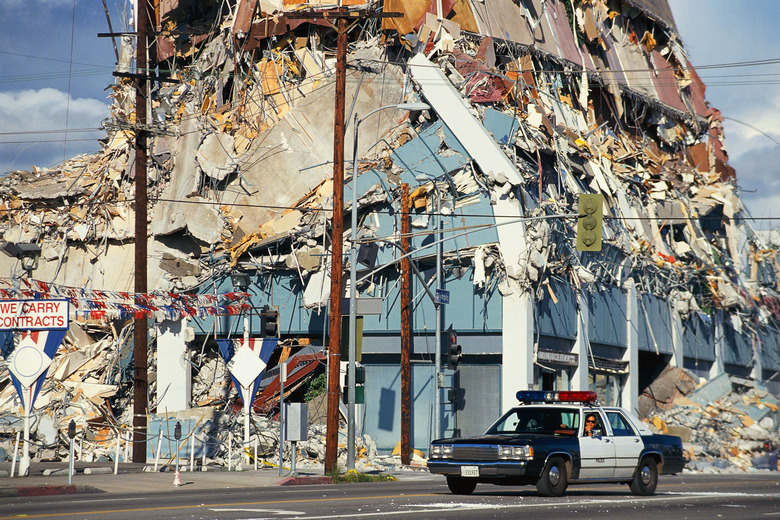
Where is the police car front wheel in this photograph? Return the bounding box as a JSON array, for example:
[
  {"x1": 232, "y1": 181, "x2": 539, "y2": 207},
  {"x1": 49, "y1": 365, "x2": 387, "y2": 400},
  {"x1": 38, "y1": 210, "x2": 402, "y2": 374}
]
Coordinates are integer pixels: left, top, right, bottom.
[
  {"x1": 536, "y1": 456, "x2": 568, "y2": 497},
  {"x1": 446, "y1": 476, "x2": 477, "y2": 495}
]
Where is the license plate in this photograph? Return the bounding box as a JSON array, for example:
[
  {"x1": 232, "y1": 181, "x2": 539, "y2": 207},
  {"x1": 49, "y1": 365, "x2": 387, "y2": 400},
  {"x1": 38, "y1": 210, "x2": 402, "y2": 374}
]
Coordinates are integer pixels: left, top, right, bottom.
[{"x1": 460, "y1": 466, "x2": 479, "y2": 477}]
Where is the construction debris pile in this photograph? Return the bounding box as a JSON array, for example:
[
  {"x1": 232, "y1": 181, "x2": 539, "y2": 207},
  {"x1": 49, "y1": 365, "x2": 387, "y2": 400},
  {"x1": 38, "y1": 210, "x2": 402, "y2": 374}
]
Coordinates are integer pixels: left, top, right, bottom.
[{"x1": 643, "y1": 369, "x2": 780, "y2": 472}]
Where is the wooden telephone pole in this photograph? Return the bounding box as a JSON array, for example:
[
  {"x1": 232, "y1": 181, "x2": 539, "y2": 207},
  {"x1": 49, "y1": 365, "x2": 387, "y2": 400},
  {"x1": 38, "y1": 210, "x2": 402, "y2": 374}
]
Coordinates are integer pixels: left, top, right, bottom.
[
  {"x1": 132, "y1": 0, "x2": 154, "y2": 463},
  {"x1": 284, "y1": 8, "x2": 400, "y2": 474}
]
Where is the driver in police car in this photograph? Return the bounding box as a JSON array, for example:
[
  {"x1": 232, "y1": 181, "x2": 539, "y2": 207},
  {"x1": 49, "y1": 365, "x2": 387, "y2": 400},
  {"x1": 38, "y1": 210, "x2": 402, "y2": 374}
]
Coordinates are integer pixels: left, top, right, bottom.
[{"x1": 583, "y1": 413, "x2": 599, "y2": 437}]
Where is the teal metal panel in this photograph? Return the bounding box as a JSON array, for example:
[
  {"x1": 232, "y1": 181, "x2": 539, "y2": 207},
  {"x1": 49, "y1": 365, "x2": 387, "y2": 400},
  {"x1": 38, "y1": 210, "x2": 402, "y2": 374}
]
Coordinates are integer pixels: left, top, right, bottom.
[
  {"x1": 682, "y1": 313, "x2": 715, "y2": 361},
  {"x1": 637, "y1": 294, "x2": 673, "y2": 354},
  {"x1": 723, "y1": 318, "x2": 753, "y2": 366},
  {"x1": 757, "y1": 326, "x2": 780, "y2": 371},
  {"x1": 390, "y1": 120, "x2": 471, "y2": 179},
  {"x1": 587, "y1": 285, "x2": 627, "y2": 347},
  {"x1": 361, "y1": 265, "x2": 502, "y2": 334},
  {"x1": 362, "y1": 363, "x2": 439, "y2": 452},
  {"x1": 534, "y1": 278, "x2": 577, "y2": 340},
  {"x1": 483, "y1": 107, "x2": 519, "y2": 145}
]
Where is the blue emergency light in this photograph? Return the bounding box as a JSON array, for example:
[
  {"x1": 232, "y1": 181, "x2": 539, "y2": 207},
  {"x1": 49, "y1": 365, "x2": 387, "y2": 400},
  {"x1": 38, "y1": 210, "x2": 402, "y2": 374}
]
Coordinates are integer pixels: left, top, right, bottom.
[{"x1": 516, "y1": 390, "x2": 597, "y2": 403}]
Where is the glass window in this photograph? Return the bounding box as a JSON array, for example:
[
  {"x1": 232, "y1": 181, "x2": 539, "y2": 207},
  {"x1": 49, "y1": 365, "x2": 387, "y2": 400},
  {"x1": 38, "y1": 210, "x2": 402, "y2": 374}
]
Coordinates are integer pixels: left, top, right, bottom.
[
  {"x1": 606, "y1": 411, "x2": 636, "y2": 436},
  {"x1": 486, "y1": 407, "x2": 579, "y2": 436}
]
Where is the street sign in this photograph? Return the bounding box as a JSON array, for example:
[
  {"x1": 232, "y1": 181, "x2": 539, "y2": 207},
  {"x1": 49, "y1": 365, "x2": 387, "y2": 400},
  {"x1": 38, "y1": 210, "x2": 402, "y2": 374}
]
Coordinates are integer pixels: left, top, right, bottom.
[{"x1": 434, "y1": 289, "x2": 450, "y2": 305}]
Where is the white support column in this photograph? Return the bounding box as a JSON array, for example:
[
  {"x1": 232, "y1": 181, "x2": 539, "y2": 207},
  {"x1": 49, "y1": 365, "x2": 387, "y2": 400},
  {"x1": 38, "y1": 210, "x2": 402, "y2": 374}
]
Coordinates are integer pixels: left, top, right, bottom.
[
  {"x1": 710, "y1": 310, "x2": 725, "y2": 379},
  {"x1": 751, "y1": 332, "x2": 763, "y2": 382},
  {"x1": 622, "y1": 280, "x2": 639, "y2": 413},
  {"x1": 572, "y1": 289, "x2": 590, "y2": 391},
  {"x1": 669, "y1": 300, "x2": 685, "y2": 369},
  {"x1": 156, "y1": 318, "x2": 192, "y2": 412},
  {"x1": 501, "y1": 292, "x2": 534, "y2": 414}
]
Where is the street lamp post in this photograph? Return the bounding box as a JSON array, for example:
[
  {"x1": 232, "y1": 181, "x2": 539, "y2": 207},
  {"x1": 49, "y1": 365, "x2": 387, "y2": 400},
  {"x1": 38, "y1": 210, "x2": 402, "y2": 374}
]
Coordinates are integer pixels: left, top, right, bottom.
[
  {"x1": 415, "y1": 174, "x2": 444, "y2": 441},
  {"x1": 347, "y1": 102, "x2": 429, "y2": 470}
]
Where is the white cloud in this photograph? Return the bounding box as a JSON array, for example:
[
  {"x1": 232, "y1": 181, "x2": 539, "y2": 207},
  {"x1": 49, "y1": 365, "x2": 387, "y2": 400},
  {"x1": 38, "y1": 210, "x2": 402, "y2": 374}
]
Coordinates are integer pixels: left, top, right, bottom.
[{"x1": 0, "y1": 88, "x2": 107, "y2": 173}]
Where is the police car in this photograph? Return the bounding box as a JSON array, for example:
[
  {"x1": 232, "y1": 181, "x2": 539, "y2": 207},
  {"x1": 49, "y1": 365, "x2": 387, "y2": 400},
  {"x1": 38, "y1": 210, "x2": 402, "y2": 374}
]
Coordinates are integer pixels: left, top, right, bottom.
[{"x1": 428, "y1": 391, "x2": 685, "y2": 497}]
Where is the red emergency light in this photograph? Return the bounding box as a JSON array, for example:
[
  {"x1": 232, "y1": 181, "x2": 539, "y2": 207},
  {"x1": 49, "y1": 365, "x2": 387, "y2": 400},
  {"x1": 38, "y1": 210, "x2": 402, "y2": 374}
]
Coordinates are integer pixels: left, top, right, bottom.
[{"x1": 516, "y1": 390, "x2": 597, "y2": 403}]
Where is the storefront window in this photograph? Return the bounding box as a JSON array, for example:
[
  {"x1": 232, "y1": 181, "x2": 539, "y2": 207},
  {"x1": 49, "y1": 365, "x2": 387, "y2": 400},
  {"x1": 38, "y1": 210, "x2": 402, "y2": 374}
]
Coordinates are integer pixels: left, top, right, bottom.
[
  {"x1": 588, "y1": 372, "x2": 623, "y2": 406},
  {"x1": 538, "y1": 367, "x2": 571, "y2": 391}
]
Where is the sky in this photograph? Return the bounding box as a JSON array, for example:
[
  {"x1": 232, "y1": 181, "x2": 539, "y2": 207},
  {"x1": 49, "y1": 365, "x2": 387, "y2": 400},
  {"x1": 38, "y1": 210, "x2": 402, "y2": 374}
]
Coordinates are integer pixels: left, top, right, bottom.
[{"x1": 0, "y1": 0, "x2": 779, "y2": 228}]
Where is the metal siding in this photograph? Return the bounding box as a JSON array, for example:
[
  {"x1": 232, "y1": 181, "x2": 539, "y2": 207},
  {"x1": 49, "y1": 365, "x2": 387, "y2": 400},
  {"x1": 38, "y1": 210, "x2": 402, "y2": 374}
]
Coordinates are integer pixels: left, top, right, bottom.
[
  {"x1": 758, "y1": 326, "x2": 780, "y2": 371},
  {"x1": 447, "y1": 365, "x2": 502, "y2": 438},
  {"x1": 535, "y1": 278, "x2": 577, "y2": 339},
  {"x1": 192, "y1": 273, "x2": 325, "y2": 336},
  {"x1": 587, "y1": 286, "x2": 627, "y2": 347},
  {"x1": 682, "y1": 314, "x2": 715, "y2": 361},
  {"x1": 637, "y1": 294, "x2": 673, "y2": 354},
  {"x1": 362, "y1": 363, "x2": 438, "y2": 452},
  {"x1": 723, "y1": 319, "x2": 753, "y2": 367}
]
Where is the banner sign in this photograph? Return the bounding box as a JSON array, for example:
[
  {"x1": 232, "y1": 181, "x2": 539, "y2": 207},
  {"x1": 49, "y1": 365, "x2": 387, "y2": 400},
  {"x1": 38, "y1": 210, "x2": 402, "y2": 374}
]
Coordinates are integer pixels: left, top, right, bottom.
[
  {"x1": 0, "y1": 299, "x2": 69, "y2": 330},
  {"x1": 216, "y1": 337, "x2": 279, "y2": 407}
]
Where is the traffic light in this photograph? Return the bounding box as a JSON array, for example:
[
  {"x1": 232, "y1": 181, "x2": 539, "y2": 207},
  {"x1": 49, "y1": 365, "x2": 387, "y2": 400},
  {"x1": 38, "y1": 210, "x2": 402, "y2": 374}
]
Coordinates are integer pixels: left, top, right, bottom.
[
  {"x1": 576, "y1": 193, "x2": 603, "y2": 251},
  {"x1": 447, "y1": 330, "x2": 462, "y2": 370},
  {"x1": 261, "y1": 305, "x2": 279, "y2": 337},
  {"x1": 346, "y1": 363, "x2": 366, "y2": 385}
]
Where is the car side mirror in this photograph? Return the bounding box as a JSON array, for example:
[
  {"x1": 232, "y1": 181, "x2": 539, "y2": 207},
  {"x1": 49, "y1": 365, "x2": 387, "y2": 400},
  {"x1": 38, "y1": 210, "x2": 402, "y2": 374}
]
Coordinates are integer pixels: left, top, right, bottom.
[{"x1": 592, "y1": 429, "x2": 602, "y2": 437}]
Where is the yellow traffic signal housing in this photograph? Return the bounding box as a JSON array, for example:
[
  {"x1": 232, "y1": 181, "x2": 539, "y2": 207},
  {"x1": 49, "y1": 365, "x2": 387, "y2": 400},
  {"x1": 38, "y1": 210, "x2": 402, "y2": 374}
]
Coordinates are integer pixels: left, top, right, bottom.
[{"x1": 576, "y1": 194, "x2": 603, "y2": 251}]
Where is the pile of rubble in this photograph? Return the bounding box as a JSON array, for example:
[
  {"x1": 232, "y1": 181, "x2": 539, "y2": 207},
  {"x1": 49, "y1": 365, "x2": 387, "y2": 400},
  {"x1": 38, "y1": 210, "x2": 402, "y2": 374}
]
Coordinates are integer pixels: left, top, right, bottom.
[{"x1": 644, "y1": 369, "x2": 779, "y2": 472}]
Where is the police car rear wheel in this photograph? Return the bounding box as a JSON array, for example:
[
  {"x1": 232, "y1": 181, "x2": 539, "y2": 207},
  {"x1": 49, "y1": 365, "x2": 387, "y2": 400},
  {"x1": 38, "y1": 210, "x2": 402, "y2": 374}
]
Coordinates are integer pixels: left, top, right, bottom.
[
  {"x1": 630, "y1": 457, "x2": 658, "y2": 495},
  {"x1": 536, "y1": 457, "x2": 568, "y2": 497},
  {"x1": 446, "y1": 476, "x2": 477, "y2": 495}
]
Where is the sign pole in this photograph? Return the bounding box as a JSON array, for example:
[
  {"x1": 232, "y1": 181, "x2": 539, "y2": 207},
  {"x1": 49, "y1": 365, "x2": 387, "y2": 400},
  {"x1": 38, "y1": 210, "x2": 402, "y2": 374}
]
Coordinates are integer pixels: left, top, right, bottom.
[{"x1": 20, "y1": 396, "x2": 30, "y2": 476}]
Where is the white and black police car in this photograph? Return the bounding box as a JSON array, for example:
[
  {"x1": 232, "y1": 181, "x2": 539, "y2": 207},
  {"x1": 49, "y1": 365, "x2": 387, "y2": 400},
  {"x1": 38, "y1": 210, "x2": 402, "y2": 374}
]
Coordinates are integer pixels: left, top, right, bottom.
[{"x1": 428, "y1": 391, "x2": 685, "y2": 497}]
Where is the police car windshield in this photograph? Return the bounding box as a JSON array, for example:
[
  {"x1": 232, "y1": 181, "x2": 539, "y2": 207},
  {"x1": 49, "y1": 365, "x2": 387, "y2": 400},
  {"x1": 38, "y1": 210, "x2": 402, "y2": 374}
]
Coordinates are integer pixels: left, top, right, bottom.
[{"x1": 486, "y1": 407, "x2": 580, "y2": 435}]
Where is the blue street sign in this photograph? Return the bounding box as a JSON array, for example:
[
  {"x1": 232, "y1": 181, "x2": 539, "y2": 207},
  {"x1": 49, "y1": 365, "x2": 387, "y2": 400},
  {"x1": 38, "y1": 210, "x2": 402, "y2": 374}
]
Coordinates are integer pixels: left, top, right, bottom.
[{"x1": 435, "y1": 289, "x2": 450, "y2": 305}]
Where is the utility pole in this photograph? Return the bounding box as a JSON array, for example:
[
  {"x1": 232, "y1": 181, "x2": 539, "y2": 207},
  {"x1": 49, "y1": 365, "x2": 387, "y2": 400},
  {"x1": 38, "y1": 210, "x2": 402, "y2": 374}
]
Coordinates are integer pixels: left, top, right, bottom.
[
  {"x1": 400, "y1": 184, "x2": 411, "y2": 466},
  {"x1": 285, "y1": 7, "x2": 401, "y2": 475},
  {"x1": 132, "y1": 0, "x2": 153, "y2": 463}
]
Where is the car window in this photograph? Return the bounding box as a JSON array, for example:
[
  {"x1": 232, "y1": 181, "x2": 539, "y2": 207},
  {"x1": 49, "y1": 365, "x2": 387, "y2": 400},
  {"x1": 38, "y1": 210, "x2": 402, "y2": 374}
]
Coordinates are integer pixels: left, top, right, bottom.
[
  {"x1": 486, "y1": 408, "x2": 579, "y2": 436},
  {"x1": 581, "y1": 410, "x2": 604, "y2": 435},
  {"x1": 606, "y1": 411, "x2": 636, "y2": 436}
]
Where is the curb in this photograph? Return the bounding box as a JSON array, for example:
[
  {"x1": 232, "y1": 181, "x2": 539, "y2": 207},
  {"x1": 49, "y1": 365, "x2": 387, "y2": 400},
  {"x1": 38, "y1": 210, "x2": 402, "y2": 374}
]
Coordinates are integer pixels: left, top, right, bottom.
[
  {"x1": 0, "y1": 485, "x2": 104, "y2": 498},
  {"x1": 277, "y1": 476, "x2": 332, "y2": 486}
]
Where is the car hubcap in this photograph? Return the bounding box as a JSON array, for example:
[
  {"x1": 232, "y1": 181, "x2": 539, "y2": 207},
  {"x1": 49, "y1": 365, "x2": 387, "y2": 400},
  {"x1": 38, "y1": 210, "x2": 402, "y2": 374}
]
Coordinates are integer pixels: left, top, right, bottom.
[
  {"x1": 640, "y1": 465, "x2": 651, "y2": 485},
  {"x1": 549, "y1": 465, "x2": 560, "y2": 486}
]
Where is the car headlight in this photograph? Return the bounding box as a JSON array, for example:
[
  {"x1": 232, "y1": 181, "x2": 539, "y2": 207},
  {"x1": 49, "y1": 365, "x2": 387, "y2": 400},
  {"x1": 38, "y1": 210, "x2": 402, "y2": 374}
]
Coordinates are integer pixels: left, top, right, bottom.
[
  {"x1": 498, "y1": 445, "x2": 533, "y2": 460},
  {"x1": 429, "y1": 444, "x2": 453, "y2": 459}
]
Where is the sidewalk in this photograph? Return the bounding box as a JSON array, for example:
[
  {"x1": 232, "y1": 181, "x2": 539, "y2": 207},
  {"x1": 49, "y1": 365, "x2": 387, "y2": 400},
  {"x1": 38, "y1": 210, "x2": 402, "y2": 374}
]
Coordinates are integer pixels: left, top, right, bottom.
[{"x1": 0, "y1": 461, "x2": 352, "y2": 497}]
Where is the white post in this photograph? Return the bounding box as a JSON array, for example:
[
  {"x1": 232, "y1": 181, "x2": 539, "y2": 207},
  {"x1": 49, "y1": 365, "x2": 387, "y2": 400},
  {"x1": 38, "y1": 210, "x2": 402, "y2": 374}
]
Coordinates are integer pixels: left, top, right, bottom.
[
  {"x1": 189, "y1": 433, "x2": 195, "y2": 472},
  {"x1": 79, "y1": 433, "x2": 83, "y2": 461},
  {"x1": 228, "y1": 431, "x2": 233, "y2": 471},
  {"x1": 254, "y1": 437, "x2": 258, "y2": 471},
  {"x1": 20, "y1": 404, "x2": 30, "y2": 476},
  {"x1": 573, "y1": 290, "x2": 591, "y2": 391},
  {"x1": 11, "y1": 430, "x2": 20, "y2": 477},
  {"x1": 623, "y1": 280, "x2": 639, "y2": 413},
  {"x1": 114, "y1": 433, "x2": 120, "y2": 474},
  {"x1": 279, "y1": 362, "x2": 286, "y2": 476},
  {"x1": 202, "y1": 434, "x2": 207, "y2": 469},
  {"x1": 125, "y1": 431, "x2": 130, "y2": 463},
  {"x1": 154, "y1": 432, "x2": 162, "y2": 472}
]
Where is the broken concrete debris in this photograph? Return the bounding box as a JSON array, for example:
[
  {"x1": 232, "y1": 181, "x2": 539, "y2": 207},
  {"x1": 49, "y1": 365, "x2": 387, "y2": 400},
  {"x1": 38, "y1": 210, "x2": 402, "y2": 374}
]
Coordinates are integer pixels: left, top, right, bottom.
[
  {"x1": 1, "y1": 0, "x2": 780, "y2": 469},
  {"x1": 642, "y1": 369, "x2": 779, "y2": 472}
]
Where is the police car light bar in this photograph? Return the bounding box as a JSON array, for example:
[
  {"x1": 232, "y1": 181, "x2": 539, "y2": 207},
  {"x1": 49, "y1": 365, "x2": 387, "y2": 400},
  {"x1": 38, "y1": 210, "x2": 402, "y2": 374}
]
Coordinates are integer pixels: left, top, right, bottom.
[{"x1": 516, "y1": 391, "x2": 597, "y2": 403}]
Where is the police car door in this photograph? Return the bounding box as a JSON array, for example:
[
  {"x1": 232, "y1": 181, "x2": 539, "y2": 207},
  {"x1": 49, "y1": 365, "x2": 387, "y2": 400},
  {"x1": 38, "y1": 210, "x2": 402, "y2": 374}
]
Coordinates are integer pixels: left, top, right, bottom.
[
  {"x1": 605, "y1": 410, "x2": 643, "y2": 479},
  {"x1": 578, "y1": 410, "x2": 615, "y2": 479}
]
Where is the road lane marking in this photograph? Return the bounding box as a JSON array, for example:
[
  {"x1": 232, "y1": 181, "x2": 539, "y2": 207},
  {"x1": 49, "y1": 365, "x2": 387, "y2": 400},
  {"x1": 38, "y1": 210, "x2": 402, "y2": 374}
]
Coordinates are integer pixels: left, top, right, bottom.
[
  {"x1": 1, "y1": 489, "x2": 777, "y2": 519},
  {"x1": 209, "y1": 508, "x2": 306, "y2": 515}
]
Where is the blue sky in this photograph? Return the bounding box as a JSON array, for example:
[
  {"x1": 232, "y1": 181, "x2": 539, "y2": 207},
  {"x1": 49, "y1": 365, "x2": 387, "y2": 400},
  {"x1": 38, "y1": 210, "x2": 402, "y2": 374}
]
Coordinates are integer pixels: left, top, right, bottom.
[{"x1": 1, "y1": 0, "x2": 778, "y2": 227}]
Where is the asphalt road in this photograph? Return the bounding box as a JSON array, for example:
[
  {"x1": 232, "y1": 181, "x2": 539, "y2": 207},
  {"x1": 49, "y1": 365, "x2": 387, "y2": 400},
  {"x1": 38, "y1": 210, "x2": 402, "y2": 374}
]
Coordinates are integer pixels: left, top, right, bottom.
[{"x1": 1, "y1": 473, "x2": 778, "y2": 520}]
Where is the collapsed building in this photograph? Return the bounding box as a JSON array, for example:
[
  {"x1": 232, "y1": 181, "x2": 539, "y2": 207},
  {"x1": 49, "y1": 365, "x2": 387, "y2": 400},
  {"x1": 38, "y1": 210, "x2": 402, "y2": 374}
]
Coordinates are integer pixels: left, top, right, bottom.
[{"x1": 1, "y1": 0, "x2": 780, "y2": 467}]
